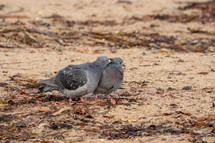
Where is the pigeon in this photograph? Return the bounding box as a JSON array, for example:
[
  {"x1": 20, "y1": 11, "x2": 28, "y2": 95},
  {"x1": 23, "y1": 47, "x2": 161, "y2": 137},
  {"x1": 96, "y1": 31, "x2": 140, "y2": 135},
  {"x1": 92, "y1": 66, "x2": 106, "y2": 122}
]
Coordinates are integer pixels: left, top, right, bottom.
[
  {"x1": 39, "y1": 56, "x2": 111, "y2": 100},
  {"x1": 93, "y1": 57, "x2": 124, "y2": 96}
]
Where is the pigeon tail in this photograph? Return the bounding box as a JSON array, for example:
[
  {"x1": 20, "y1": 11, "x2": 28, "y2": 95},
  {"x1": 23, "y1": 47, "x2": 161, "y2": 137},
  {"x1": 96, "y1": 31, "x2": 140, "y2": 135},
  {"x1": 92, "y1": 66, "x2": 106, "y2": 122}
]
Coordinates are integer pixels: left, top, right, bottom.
[
  {"x1": 38, "y1": 85, "x2": 58, "y2": 93},
  {"x1": 39, "y1": 77, "x2": 58, "y2": 87},
  {"x1": 38, "y1": 77, "x2": 60, "y2": 93}
]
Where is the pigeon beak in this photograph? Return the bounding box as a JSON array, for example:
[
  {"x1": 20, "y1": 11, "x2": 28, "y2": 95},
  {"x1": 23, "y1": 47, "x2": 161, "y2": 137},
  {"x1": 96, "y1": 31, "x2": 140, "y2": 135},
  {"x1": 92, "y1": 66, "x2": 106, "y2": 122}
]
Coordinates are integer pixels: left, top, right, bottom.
[{"x1": 122, "y1": 63, "x2": 125, "y2": 68}]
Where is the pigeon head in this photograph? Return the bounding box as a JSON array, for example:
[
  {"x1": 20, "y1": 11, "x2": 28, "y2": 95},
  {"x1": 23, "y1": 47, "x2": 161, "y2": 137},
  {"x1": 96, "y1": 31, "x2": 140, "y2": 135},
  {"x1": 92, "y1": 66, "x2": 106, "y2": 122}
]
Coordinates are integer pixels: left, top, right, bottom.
[
  {"x1": 107, "y1": 57, "x2": 125, "y2": 67},
  {"x1": 94, "y1": 56, "x2": 111, "y2": 66},
  {"x1": 111, "y1": 57, "x2": 123, "y2": 65}
]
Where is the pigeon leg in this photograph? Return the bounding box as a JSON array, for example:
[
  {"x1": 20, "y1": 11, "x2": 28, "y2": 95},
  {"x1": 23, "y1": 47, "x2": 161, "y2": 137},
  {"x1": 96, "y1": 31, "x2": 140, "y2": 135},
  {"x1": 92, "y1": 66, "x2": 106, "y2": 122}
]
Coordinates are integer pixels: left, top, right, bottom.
[
  {"x1": 79, "y1": 97, "x2": 89, "y2": 103},
  {"x1": 92, "y1": 95, "x2": 99, "y2": 101},
  {"x1": 106, "y1": 94, "x2": 113, "y2": 99},
  {"x1": 68, "y1": 98, "x2": 74, "y2": 103},
  {"x1": 69, "y1": 97, "x2": 89, "y2": 103}
]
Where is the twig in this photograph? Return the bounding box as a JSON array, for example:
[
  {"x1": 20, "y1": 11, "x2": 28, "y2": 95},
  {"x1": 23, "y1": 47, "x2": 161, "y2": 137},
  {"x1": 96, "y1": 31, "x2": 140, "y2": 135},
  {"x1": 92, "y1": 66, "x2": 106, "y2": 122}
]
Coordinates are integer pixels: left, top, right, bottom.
[
  {"x1": 0, "y1": 42, "x2": 21, "y2": 49},
  {"x1": 30, "y1": 28, "x2": 79, "y2": 40},
  {"x1": 138, "y1": 137, "x2": 159, "y2": 143},
  {"x1": 29, "y1": 28, "x2": 62, "y2": 38},
  {"x1": 0, "y1": 62, "x2": 22, "y2": 65},
  {"x1": 24, "y1": 31, "x2": 37, "y2": 42},
  {"x1": 52, "y1": 107, "x2": 72, "y2": 116},
  {"x1": 117, "y1": 0, "x2": 132, "y2": 4},
  {"x1": 0, "y1": 43, "x2": 16, "y2": 49},
  {"x1": 0, "y1": 27, "x2": 78, "y2": 39},
  {"x1": 0, "y1": 14, "x2": 28, "y2": 19},
  {"x1": 5, "y1": 8, "x2": 24, "y2": 14}
]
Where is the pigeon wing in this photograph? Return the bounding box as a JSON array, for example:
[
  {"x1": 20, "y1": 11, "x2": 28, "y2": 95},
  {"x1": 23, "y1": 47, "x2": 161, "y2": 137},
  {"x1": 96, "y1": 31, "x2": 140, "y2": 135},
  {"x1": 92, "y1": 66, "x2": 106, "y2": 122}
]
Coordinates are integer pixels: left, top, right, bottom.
[{"x1": 54, "y1": 66, "x2": 88, "y2": 90}]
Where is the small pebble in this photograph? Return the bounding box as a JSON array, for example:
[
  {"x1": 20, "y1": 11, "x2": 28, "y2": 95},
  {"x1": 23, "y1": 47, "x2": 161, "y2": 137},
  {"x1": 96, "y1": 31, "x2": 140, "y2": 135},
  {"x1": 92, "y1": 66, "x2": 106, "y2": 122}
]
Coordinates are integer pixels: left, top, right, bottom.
[
  {"x1": 182, "y1": 86, "x2": 192, "y2": 90},
  {"x1": 178, "y1": 59, "x2": 184, "y2": 62}
]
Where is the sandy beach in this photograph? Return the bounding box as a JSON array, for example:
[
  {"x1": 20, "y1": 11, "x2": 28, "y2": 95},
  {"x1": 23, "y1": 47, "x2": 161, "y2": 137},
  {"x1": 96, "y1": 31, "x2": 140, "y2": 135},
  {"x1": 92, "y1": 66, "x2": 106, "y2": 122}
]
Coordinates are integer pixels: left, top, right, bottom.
[{"x1": 0, "y1": 0, "x2": 215, "y2": 142}]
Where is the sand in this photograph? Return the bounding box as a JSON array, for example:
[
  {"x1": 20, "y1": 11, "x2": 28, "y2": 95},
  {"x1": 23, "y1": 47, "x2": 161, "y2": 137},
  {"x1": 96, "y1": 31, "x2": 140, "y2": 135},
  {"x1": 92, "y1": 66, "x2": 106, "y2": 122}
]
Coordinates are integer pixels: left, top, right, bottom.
[{"x1": 0, "y1": 0, "x2": 215, "y2": 142}]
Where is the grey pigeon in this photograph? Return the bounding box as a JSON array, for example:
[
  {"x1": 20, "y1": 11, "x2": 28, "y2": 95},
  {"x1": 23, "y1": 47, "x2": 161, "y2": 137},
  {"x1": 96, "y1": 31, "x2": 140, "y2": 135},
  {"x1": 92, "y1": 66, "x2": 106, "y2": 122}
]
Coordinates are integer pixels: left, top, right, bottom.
[
  {"x1": 94, "y1": 57, "x2": 124, "y2": 96},
  {"x1": 39, "y1": 56, "x2": 111, "y2": 99}
]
